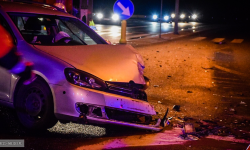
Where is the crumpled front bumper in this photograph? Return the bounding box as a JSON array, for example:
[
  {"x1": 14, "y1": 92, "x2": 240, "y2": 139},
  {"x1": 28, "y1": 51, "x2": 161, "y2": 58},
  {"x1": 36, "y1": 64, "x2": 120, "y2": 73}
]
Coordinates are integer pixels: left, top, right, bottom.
[
  {"x1": 52, "y1": 83, "x2": 168, "y2": 131},
  {"x1": 76, "y1": 103, "x2": 169, "y2": 132},
  {"x1": 87, "y1": 116, "x2": 163, "y2": 131}
]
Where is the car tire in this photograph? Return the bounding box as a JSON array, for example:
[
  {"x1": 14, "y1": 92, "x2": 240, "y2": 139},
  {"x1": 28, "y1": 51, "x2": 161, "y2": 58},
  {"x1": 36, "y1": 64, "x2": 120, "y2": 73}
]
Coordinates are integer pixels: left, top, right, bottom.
[{"x1": 15, "y1": 76, "x2": 57, "y2": 131}]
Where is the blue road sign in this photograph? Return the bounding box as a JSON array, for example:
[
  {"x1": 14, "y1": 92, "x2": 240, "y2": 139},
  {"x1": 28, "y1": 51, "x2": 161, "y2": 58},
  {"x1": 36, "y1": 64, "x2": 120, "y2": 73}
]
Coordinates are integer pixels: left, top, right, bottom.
[{"x1": 113, "y1": 0, "x2": 134, "y2": 20}]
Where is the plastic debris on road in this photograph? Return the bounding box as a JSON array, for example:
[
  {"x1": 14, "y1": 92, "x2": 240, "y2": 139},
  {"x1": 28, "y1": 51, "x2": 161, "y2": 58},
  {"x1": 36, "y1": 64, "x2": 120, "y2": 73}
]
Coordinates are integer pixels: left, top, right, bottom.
[
  {"x1": 173, "y1": 105, "x2": 181, "y2": 112},
  {"x1": 240, "y1": 101, "x2": 246, "y2": 105}
]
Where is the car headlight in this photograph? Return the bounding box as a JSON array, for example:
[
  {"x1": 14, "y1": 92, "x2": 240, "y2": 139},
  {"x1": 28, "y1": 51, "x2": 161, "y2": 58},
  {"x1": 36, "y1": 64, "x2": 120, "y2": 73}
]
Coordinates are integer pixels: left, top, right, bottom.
[
  {"x1": 112, "y1": 14, "x2": 119, "y2": 21},
  {"x1": 171, "y1": 14, "x2": 175, "y2": 18},
  {"x1": 180, "y1": 14, "x2": 185, "y2": 19},
  {"x1": 64, "y1": 68, "x2": 107, "y2": 90},
  {"x1": 192, "y1": 14, "x2": 197, "y2": 19},
  {"x1": 97, "y1": 13, "x2": 103, "y2": 19}
]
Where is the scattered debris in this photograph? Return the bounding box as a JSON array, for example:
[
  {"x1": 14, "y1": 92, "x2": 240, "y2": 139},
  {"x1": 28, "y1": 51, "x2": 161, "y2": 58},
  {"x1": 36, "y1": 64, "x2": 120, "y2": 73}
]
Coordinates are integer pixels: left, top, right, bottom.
[
  {"x1": 168, "y1": 76, "x2": 171, "y2": 78},
  {"x1": 201, "y1": 67, "x2": 214, "y2": 70},
  {"x1": 229, "y1": 108, "x2": 235, "y2": 112},
  {"x1": 187, "y1": 135, "x2": 199, "y2": 140},
  {"x1": 159, "y1": 65, "x2": 162, "y2": 67},
  {"x1": 179, "y1": 134, "x2": 199, "y2": 141},
  {"x1": 153, "y1": 85, "x2": 159, "y2": 87},
  {"x1": 237, "y1": 93, "x2": 244, "y2": 96},
  {"x1": 187, "y1": 91, "x2": 193, "y2": 93},
  {"x1": 175, "y1": 118, "x2": 185, "y2": 123},
  {"x1": 184, "y1": 123, "x2": 195, "y2": 133},
  {"x1": 156, "y1": 51, "x2": 159, "y2": 52},
  {"x1": 173, "y1": 105, "x2": 181, "y2": 112},
  {"x1": 158, "y1": 101, "x2": 162, "y2": 104},
  {"x1": 240, "y1": 101, "x2": 246, "y2": 105},
  {"x1": 174, "y1": 116, "x2": 250, "y2": 141}
]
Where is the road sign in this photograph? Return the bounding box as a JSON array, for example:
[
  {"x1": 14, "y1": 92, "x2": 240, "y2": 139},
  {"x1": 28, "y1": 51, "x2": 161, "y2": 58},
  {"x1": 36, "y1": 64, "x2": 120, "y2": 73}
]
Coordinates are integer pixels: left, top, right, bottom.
[{"x1": 113, "y1": 0, "x2": 134, "y2": 20}]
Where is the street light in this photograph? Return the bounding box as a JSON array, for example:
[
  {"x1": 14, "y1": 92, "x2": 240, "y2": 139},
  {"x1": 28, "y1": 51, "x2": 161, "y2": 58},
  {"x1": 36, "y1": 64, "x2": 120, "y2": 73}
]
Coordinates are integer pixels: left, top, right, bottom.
[
  {"x1": 171, "y1": 13, "x2": 175, "y2": 18},
  {"x1": 159, "y1": 0, "x2": 162, "y2": 38},
  {"x1": 164, "y1": 15, "x2": 169, "y2": 20},
  {"x1": 174, "y1": 0, "x2": 180, "y2": 34}
]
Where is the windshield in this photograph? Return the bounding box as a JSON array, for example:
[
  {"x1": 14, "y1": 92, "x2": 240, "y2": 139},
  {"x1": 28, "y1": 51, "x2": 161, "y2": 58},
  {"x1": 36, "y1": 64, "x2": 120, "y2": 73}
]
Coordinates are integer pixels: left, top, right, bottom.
[{"x1": 8, "y1": 13, "x2": 107, "y2": 45}]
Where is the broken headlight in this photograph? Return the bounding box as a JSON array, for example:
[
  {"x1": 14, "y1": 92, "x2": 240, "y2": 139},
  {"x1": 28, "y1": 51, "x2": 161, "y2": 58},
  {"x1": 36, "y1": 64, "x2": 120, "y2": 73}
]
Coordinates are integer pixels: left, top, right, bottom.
[{"x1": 64, "y1": 68, "x2": 107, "y2": 90}]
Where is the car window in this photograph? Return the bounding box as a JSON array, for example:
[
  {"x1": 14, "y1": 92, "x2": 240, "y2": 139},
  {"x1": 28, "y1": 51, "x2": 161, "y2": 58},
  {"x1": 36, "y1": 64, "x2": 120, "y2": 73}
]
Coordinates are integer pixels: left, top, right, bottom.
[
  {"x1": 57, "y1": 19, "x2": 96, "y2": 45},
  {"x1": 8, "y1": 13, "x2": 106, "y2": 46}
]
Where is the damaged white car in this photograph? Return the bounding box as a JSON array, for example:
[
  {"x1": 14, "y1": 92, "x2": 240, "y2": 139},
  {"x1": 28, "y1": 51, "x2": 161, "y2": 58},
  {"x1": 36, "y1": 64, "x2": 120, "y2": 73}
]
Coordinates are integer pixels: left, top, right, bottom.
[{"x1": 0, "y1": 1, "x2": 167, "y2": 131}]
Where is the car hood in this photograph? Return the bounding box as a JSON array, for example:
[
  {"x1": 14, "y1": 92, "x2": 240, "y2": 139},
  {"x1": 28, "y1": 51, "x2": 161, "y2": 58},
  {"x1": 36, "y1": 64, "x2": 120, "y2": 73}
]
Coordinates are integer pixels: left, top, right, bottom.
[{"x1": 34, "y1": 44, "x2": 145, "y2": 84}]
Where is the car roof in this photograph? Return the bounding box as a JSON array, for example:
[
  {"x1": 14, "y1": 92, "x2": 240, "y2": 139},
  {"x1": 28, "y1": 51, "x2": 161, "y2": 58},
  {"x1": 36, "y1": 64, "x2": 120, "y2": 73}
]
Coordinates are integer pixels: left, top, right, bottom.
[{"x1": 0, "y1": 1, "x2": 74, "y2": 18}]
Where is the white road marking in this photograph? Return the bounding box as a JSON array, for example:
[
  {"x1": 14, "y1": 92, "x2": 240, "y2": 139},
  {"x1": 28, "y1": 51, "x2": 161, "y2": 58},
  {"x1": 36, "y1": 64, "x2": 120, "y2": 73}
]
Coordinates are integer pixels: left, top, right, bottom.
[
  {"x1": 191, "y1": 37, "x2": 207, "y2": 41},
  {"x1": 231, "y1": 39, "x2": 244, "y2": 43},
  {"x1": 95, "y1": 26, "x2": 147, "y2": 33},
  {"x1": 212, "y1": 38, "x2": 225, "y2": 43},
  {"x1": 128, "y1": 26, "x2": 148, "y2": 29},
  {"x1": 128, "y1": 33, "x2": 153, "y2": 39}
]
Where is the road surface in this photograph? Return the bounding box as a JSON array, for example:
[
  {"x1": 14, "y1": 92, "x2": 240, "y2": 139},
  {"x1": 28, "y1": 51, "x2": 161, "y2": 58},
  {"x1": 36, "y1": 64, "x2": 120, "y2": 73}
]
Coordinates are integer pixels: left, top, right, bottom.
[{"x1": 95, "y1": 20, "x2": 206, "y2": 43}]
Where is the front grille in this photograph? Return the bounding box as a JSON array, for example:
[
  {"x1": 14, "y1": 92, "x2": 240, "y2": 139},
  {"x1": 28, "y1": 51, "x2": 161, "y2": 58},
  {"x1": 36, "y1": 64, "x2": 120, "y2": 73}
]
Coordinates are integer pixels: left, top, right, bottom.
[
  {"x1": 106, "y1": 82, "x2": 147, "y2": 101},
  {"x1": 105, "y1": 107, "x2": 152, "y2": 125}
]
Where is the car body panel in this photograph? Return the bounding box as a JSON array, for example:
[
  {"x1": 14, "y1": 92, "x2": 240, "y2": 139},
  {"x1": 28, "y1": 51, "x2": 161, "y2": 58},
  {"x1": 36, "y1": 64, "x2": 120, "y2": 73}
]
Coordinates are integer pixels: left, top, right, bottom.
[
  {"x1": 34, "y1": 44, "x2": 146, "y2": 84},
  {"x1": 0, "y1": 1, "x2": 73, "y2": 18},
  {"x1": 87, "y1": 116, "x2": 162, "y2": 131},
  {"x1": 0, "y1": 67, "x2": 11, "y2": 101},
  {"x1": 104, "y1": 94, "x2": 156, "y2": 115},
  {"x1": 17, "y1": 40, "x2": 73, "y2": 85},
  {"x1": 51, "y1": 82, "x2": 156, "y2": 118}
]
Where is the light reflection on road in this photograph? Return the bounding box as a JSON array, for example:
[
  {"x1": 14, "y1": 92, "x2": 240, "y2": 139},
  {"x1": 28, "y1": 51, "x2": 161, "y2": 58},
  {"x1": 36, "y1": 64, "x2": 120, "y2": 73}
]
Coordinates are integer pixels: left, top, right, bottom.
[{"x1": 95, "y1": 21, "x2": 202, "y2": 44}]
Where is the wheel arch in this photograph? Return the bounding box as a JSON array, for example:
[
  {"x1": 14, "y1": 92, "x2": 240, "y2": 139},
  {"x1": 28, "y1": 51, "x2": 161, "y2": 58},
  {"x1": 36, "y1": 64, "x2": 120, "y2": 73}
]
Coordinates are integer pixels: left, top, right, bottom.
[{"x1": 13, "y1": 71, "x2": 56, "y2": 111}]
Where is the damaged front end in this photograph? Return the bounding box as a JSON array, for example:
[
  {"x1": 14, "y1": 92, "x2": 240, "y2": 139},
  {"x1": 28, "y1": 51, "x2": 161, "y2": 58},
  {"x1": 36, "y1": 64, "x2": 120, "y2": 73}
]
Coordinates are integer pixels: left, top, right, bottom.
[
  {"x1": 60, "y1": 45, "x2": 168, "y2": 131},
  {"x1": 73, "y1": 80, "x2": 169, "y2": 132},
  {"x1": 76, "y1": 103, "x2": 169, "y2": 131}
]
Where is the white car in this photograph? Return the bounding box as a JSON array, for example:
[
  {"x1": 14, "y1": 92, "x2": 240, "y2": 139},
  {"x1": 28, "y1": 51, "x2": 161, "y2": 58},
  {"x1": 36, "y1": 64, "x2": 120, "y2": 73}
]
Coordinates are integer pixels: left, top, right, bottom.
[{"x1": 0, "y1": 1, "x2": 166, "y2": 131}]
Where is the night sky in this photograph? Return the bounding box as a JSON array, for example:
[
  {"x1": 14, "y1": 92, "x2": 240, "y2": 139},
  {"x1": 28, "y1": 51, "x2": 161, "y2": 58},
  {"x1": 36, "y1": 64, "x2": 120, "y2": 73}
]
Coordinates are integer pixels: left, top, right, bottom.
[{"x1": 93, "y1": 0, "x2": 249, "y2": 18}]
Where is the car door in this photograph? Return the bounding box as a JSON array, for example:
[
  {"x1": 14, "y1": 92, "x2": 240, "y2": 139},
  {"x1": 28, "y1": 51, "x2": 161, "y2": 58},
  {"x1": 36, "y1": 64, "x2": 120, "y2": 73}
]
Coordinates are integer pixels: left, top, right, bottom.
[{"x1": 0, "y1": 14, "x2": 13, "y2": 101}]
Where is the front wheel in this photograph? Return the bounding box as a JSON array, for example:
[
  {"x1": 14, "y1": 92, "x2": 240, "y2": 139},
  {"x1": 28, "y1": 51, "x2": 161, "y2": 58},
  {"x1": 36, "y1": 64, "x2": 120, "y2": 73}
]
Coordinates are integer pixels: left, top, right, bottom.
[{"x1": 15, "y1": 77, "x2": 57, "y2": 130}]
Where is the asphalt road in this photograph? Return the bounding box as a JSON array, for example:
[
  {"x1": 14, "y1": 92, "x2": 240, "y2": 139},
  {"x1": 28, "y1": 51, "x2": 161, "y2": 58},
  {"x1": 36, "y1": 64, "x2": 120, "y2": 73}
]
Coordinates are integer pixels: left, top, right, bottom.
[
  {"x1": 95, "y1": 20, "x2": 206, "y2": 43},
  {"x1": 0, "y1": 22, "x2": 250, "y2": 150}
]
